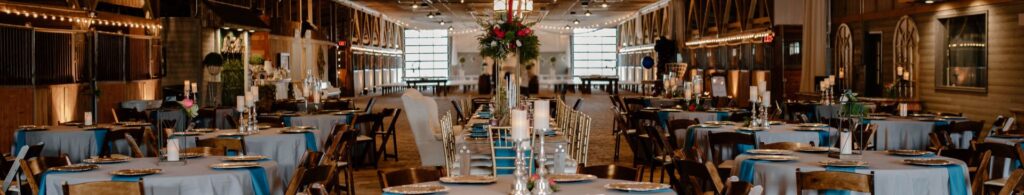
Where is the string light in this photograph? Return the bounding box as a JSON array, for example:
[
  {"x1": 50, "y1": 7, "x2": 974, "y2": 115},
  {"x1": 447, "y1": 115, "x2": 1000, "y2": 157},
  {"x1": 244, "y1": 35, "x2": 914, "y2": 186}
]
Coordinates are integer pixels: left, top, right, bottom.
[
  {"x1": 0, "y1": 7, "x2": 162, "y2": 29},
  {"x1": 428, "y1": 13, "x2": 434, "y2": 18},
  {"x1": 585, "y1": 10, "x2": 592, "y2": 16},
  {"x1": 573, "y1": 19, "x2": 580, "y2": 24}
]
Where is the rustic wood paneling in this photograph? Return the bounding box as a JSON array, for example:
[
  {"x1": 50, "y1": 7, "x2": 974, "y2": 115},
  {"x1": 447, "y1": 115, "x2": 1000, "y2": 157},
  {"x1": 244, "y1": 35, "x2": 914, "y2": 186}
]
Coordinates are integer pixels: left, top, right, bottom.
[
  {"x1": 835, "y1": 0, "x2": 1024, "y2": 129},
  {"x1": 0, "y1": 87, "x2": 36, "y2": 152}
]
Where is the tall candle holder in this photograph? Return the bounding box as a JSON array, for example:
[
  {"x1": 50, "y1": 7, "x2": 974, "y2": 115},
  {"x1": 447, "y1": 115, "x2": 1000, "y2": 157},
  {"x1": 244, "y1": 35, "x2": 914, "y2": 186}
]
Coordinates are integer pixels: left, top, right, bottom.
[
  {"x1": 531, "y1": 128, "x2": 553, "y2": 195},
  {"x1": 510, "y1": 140, "x2": 531, "y2": 195}
]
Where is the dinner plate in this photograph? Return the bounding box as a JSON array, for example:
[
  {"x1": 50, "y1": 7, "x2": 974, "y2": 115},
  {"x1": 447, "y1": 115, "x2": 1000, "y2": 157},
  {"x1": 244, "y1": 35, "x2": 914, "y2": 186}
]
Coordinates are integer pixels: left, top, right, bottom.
[
  {"x1": 912, "y1": 114, "x2": 936, "y2": 117},
  {"x1": 991, "y1": 134, "x2": 1024, "y2": 139},
  {"x1": 164, "y1": 152, "x2": 204, "y2": 159},
  {"x1": 886, "y1": 149, "x2": 933, "y2": 156},
  {"x1": 604, "y1": 182, "x2": 672, "y2": 192},
  {"x1": 49, "y1": 164, "x2": 98, "y2": 172},
  {"x1": 694, "y1": 124, "x2": 722, "y2": 128},
  {"x1": 660, "y1": 108, "x2": 683, "y2": 112},
  {"x1": 218, "y1": 132, "x2": 253, "y2": 137},
  {"x1": 116, "y1": 122, "x2": 151, "y2": 127},
  {"x1": 439, "y1": 175, "x2": 497, "y2": 184},
  {"x1": 83, "y1": 156, "x2": 131, "y2": 164},
  {"x1": 770, "y1": 121, "x2": 785, "y2": 125},
  {"x1": 280, "y1": 129, "x2": 311, "y2": 134},
  {"x1": 171, "y1": 132, "x2": 203, "y2": 136},
  {"x1": 941, "y1": 116, "x2": 968, "y2": 120},
  {"x1": 704, "y1": 121, "x2": 735, "y2": 126},
  {"x1": 793, "y1": 127, "x2": 825, "y2": 131},
  {"x1": 796, "y1": 123, "x2": 829, "y2": 128},
  {"x1": 382, "y1": 184, "x2": 449, "y2": 194},
  {"x1": 915, "y1": 117, "x2": 943, "y2": 122},
  {"x1": 747, "y1": 149, "x2": 794, "y2": 155},
  {"x1": 748, "y1": 155, "x2": 799, "y2": 161},
  {"x1": 796, "y1": 147, "x2": 833, "y2": 153},
  {"x1": 192, "y1": 128, "x2": 217, "y2": 133},
  {"x1": 18, "y1": 125, "x2": 47, "y2": 131},
  {"x1": 210, "y1": 162, "x2": 261, "y2": 169},
  {"x1": 737, "y1": 126, "x2": 770, "y2": 130},
  {"x1": 904, "y1": 158, "x2": 954, "y2": 166},
  {"x1": 222, "y1": 155, "x2": 269, "y2": 162},
  {"x1": 333, "y1": 110, "x2": 359, "y2": 115},
  {"x1": 819, "y1": 160, "x2": 869, "y2": 167},
  {"x1": 257, "y1": 125, "x2": 272, "y2": 129},
  {"x1": 863, "y1": 116, "x2": 888, "y2": 120},
  {"x1": 291, "y1": 126, "x2": 315, "y2": 130},
  {"x1": 110, "y1": 168, "x2": 161, "y2": 176},
  {"x1": 548, "y1": 174, "x2": 597, "y2": 182}
]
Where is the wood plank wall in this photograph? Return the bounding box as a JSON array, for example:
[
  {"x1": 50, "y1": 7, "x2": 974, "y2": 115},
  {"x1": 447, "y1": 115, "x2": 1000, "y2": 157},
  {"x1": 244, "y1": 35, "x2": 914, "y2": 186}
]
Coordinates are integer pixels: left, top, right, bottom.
[{"x1": 830, "y1": 0, "x2": 1024, "y2": 128}]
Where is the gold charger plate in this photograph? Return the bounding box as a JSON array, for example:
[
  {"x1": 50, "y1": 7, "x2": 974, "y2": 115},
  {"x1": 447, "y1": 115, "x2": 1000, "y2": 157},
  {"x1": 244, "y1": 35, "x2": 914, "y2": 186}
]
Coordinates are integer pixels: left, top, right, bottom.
[
  {"x1": 439, "y1": 175, "x2": 497, "y2": 184},
  {"x1": 736, "y1": 127, "x2": 767, "y2": 131},
  {"x1": 796, "y1": 123, "x2": 829, "y2": 128},
  {"x1": 171, "y1": 132, "x2": 203, "y2": 136},
  {"x1": 886, "y1": 150, "x2": 933, "y2": 156},
  {"x1": 793, "y1": 127, "x2": 826, "y2": 131},
  {"x1": 694, "y1": 124, "x2": 722, "y2": 128},
  {"x1": 49, "y1": 164, "x2": 98, "y2": 172},
  {"x1": 110, "y1": 168, "x2": 161, "y2": 176},
  {"x1": 83, "y1": 156, "x2": 131, "y2": 164},
  {"x1": 164, "y1": 152, "x2": 204, "y2": 159},
  {"x1": 864, "y1": 116, "x2": 888, "y2": 120},
  {"x1": 192, "y1": 128, "x2": 218, "y2": 133},
  {"x1": 218, "y1": 132, "x2": 252, "y2": 137},
  {"x1": 748, "y1": 155, "x2": 799, "y2": 161},
  {"x1": 747, "y1": 149, "x2": 794, "y2": 155},
  {"x1": 18, "y1": 125, "x2": 47, "y2": 131},
  {"x1": 382, "y1": 184, "x2": 449, "y2": 194},
  {"x1": 280, "y1": 129, "x2": 311, "y2": 134},
  {"x1": 796, "y1": 147, "x2": 833, "y2": 153},
  {"x1": 904, "y1": 158, "x2": 954, "y2": 166},
  {"x1": 548, "y1": 173, "x2": 597, "y2": 182},
  {"x1": 116, "y1": 122, "x2": 151, "y2": 127},
  {"x1": 819, "y1": 160, "x2": 869, "y2": 167},
  {"x1": 210, "y1": 162, "x2": 261, "y2": 169},
  {"x1": 604, "y1": 182, "x2": 672, "y2": 192},
  {"x1": 222, "y1": 155, "x2": 269, "y2": 162}
]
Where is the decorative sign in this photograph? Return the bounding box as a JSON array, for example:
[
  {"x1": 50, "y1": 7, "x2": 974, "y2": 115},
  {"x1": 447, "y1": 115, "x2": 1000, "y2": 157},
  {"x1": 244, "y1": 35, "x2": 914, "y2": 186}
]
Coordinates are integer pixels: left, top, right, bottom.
[{"x1": 641, "y1": 56, "x2": 655, "y2": 69}]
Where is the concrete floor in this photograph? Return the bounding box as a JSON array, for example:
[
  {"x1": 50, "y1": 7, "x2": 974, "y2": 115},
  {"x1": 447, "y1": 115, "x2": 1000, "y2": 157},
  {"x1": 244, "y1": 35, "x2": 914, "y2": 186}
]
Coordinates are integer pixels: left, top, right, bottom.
[{"x1": 345, "y1": 89, "x2": 639, "y2": 194}]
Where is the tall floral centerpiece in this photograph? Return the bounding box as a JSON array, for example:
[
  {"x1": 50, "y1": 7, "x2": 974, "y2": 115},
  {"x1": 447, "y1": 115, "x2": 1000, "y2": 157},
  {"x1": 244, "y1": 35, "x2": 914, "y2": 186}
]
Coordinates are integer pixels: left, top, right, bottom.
[{"x1": 477, "y1": 13, "x2": 540, "y2": 84}]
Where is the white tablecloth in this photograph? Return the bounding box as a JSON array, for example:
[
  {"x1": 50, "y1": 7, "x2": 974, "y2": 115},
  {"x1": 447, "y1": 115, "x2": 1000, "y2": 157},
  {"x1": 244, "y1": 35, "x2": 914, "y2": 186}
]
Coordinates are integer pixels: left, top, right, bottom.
[
  {"x1": 44, "y1": 157, "x2": 282, "y2": 195},
  {"x1": 175, "y1": 128, "x2": 319, "y2": 184}
]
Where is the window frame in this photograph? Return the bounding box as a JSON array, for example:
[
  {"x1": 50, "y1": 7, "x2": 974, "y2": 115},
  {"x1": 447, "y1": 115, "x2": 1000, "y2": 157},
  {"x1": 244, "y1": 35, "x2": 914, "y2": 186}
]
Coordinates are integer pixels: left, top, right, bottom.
[
  {"x1": 934, "y1": 11, "x2": 988, "y2": 93},
  {"x1": 571, "y1": 28, "x2": 619, "y2": 77},
  {"x1": 403, "y1": 29, "x2": 450, "y2": 79}
]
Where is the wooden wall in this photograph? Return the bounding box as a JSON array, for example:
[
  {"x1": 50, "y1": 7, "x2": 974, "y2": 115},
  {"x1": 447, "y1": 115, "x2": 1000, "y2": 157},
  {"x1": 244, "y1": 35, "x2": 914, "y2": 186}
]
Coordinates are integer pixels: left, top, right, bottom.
[{"x1": 831, "y1": 0, "x2": 1024, "y2": 127}]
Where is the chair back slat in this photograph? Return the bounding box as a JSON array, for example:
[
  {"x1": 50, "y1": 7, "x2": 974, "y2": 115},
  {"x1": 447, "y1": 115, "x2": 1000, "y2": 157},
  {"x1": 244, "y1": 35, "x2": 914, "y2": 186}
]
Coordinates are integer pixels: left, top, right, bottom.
[
  {"x1": 62, "y1": 180, "x2": 144, "y2": 195},
  {"x1": 796, "y1": 169, "x2": 874, "y2": 194},
  {"x1": 577, "y1": 164, "x2": 639, "y2": 181},
  {"x1": 377, "y1": 167, "x2": 442, "y2": 188},
  {"x1": 674, "y1": 159, "x2": 724, "y2": 195}
]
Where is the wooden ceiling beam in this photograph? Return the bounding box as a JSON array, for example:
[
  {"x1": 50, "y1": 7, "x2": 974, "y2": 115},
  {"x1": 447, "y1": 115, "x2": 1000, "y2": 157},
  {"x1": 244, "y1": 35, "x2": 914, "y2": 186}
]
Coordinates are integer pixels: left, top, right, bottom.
[{"x1": 833, "y1": 0, "x2": 1014, "y2": 24}]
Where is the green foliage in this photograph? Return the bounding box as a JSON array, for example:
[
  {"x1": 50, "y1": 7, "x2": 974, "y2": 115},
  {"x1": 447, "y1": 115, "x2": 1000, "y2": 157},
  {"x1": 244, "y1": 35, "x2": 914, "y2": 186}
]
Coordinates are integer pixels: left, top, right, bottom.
[
  {"x1": 249, "y1": 55, "x2": 264, "y2": 65},
  {"x1": 478, "y1": 16, "x2": 540, "y2": 63},
  {"x1": 841, "y1": 90, "x2": 867, "y2": 117},
  {"x1": 221, "y1": 59, "x2": 245, "y2": 106}
]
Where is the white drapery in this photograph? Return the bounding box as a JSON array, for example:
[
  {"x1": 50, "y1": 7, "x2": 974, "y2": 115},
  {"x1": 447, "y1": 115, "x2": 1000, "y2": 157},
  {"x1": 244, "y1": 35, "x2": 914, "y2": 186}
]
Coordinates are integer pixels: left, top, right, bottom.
[{"x1": 800, "y1": 0, "x2": 829, "y2": 93}]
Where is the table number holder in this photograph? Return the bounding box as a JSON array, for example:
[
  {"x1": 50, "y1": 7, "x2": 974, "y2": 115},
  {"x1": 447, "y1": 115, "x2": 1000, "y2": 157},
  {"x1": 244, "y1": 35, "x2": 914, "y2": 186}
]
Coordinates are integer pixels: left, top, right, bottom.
[{"x1": 828, "y1": 97, "x2": 864, "y2": 160}]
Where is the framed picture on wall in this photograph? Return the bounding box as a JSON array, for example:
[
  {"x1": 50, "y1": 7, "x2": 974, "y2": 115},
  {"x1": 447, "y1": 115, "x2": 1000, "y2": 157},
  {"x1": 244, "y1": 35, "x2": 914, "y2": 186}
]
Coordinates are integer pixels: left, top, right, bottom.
[{"x1": 279, "y1": 53, "x2": 290, "y2": 70}]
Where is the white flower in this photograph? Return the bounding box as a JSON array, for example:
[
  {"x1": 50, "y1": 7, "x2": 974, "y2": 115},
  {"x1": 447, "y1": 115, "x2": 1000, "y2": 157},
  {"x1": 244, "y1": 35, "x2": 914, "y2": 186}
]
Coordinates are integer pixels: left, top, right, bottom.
[
  {"x1": 490, "y1": 41, "x2": 497, "y2": 47},
  {"x1": 516, "y1": 40, "x2": 522, "y2": 47}
]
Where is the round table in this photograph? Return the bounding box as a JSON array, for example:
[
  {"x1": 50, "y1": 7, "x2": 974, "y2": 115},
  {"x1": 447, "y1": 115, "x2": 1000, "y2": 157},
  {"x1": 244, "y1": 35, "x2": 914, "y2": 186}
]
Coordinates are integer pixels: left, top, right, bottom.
[
  {"x1": 866, "y1": 117, "x2": 970, "y2": 150},
  {"x1": 413, "y1": 176, "x2": 675, "y2": 194},
  {"x1": 14, "y1": 124, "x2": 137, "y2": 162},
  {"x1": 279, "y1": 112, "x2": 353, "y2": 145},
  {"x1": 686, "y1": 124, "x2": 836, "y2": 162},
  {"x1": 732, "y1": 151, "x2": 969, "y2": 195},
  {"x1": 174, "y1": 128, "x2": 320, "y2": 184},
  {"x1": 44, "y1": 157, "x2": 282, "y2": 195}
]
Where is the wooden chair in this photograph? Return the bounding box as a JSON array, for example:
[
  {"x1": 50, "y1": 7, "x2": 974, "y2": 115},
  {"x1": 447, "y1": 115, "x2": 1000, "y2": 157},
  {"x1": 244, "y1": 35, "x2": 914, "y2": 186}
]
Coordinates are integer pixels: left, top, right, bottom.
[
  {"x1": 758, "y1": 141, "x2": 814, "y2": 151},
  {"x1": 111, "y1": 108, "x2": 121, "y2": 123},
  {"x1": 63, "y1": 180, "x2": 144, "y2": 195},
  {"x1": 707, "y1": 132, "x2": 756, "y2": 177},
  {"x1": 123, "y1": 134, "x2": 146, "y2": 158},
  {"x1": 998, "y1": 168, "x2": 1024, "y2": 195},
  {"x1": 20, "y1": 155, "x2": 71, "y2": 195},
  {"x1": 285, "y1": 163, "x2": 338, "y2": 195},
  {"x1": 673, "y1": 159, "x2": 725, "y2": 195},
  {"x1": 224, "y1": 113, "x2": 238, "y2": 129},
  {"x1": 577, "y1": 164, "x2": 640, "y2": 181},
  {"x1": 795, "y1": 169, "x2": 874, "y2": 195},
  {"x1": 979, "y1": 142, "x2": 1024, "y2": 193},
  {"x1": 640, "y1": 125, "x2": 676, "y2": 183},
  {"x1": 724, "y1": 180, "x2": 755, "y2": 195},
  {"x1": 100, "y1": 128, "x2": 147, "y2": 157},
  {"x1": 375, "y1": 108, "x2": 402, "y2": 162},
  {"x1": 377, "y1": 167, "x2": 443, "y2": 188},
  {"x1": 667, "y1": 118, "x2": 700, "y2": 149},
  {"x1": 194, "y1": 137, "x2": 247, "y2": 155},
  {"x1": 972, "y1": 151, "x2": 992, "y2": 195},
  {"x1": 450, "y1": 100, "x2": 466, "y2": 123},
  {"x1": 322, "y1": 127, "x2": 359, "y2": 195}
]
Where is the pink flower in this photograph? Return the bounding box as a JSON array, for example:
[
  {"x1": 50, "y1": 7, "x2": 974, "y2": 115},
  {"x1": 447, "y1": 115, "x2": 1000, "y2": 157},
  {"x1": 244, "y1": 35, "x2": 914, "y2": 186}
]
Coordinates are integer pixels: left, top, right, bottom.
[
  {"x1": 493, "y1": 28, "x2": 505, "y2": 39},
  {"x1": 182, "y1": 99, "x2": 194, "y2": 108}
]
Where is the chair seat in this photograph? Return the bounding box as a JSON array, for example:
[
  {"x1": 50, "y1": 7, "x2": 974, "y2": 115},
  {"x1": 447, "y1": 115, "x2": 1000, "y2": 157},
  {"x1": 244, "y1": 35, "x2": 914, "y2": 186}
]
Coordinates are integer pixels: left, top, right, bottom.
[
  {"x1": 985, "y1": 178, "x2": 1007, "y2": 187},
  {"x1": 356, "y1": 135, "x2": 373, "y2": 141},
  {"x1": 470, "y1": 154, "x2": 491, "y2": 160},
  {"x1": 718, "y1": 160, "x2": 736, "y2": 170}
]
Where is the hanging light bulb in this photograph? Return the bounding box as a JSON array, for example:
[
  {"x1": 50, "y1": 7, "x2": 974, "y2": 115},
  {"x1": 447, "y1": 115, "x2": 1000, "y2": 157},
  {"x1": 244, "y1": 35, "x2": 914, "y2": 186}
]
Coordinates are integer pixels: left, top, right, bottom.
[
  {"x1": 412, "y1": 4, "x2": 419, "y2": 9},
  {"x1": 460, "y1": 0, "x2": 464, "y2": 3},
  {"x1": 448, "y1": 26, "x2": 454, "y2": 31},
  {"x1": 564, "y1": 25, "x2": 571, "y2": 29},
  {"x1": 573, "y1": 19, "x2": 580, "y2": 25},
  {"x1": 585, "y1": 10, "x2": 592, "y2": 16},
  {"x1": 428, "y1": 13, "x2": 434, "y2": 18},
  {"x1": 440, "y1": 21, "x2": 446, "y2": 25},
  {"x1": 601, "y1": 2, "x2": 609, "y2": 8}
]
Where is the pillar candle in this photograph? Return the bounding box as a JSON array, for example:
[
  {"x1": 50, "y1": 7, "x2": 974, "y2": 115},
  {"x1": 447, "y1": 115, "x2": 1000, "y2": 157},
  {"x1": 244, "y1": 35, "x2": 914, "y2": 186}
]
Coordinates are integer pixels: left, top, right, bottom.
[
  {"x1": 251, "y1": 86, "x2": 260, "y2": 100},
  {"x1": 245, "y1": 92, "x2": 254, "y2": 107},
  {"x1": 762, "y1": 91, "x2": 771, "y2": 107},
  {"x1": 897, "y1": 67, "x2": 904, "y2": 75},
  {"x1": 184, "y1": 80, "x2": 191, "y2": 93},
  {"x1": 684, "y1": 82, "x2": 693, "y2": 100},
  {"x1": 840, "y1": 131, "x2": 853, "y2": 155},
  {"x1": 533, "y1": 100, "x2": 550, "y2": 131},
  {"x1": 757, "y1": 80, "x2": 767, "y2": 95},
  {"x1": 236, "y1": 96, "x2": 246, "y2": 112},
  {"x1": 511, "y1": 109, "x2": 529, "y2": 140},
  {"x1": 84, "y1": 112, "x2": 93, "y2": 126},
  {"x1": 191, "y1": 83, "x2": 198, "y2": 94},
  {"x1": 903, "y1": 71, "x2": 911, "y2": 80},
  {"x1": 166, "y1": 139, "x2": 180, "y2": 161},
  {"x1": 313, "y1": 91, "x2": 321, "y2": 104},
  {"x1": 749, "y1": 86, "x2": 758, "y2": 102}
]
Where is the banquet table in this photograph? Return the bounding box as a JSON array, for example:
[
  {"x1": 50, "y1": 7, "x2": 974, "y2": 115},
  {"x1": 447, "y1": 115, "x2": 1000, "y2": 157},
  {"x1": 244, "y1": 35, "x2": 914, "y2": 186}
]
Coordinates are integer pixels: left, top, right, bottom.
[
  {"x1": 732, "y1": 151, "x2": 970, "y2": 195},
  {"x1": 455, "y1": 114, "x2": 575, "y2": 175},
  {"x1": 43, "y1": 157, "x2": 282, "y2": 195},
  {"x1": 277, "y1": 112, "x2": 355, "y2": 145},
  {"x1": 658, "y1": 109, "x2": 731, "y2": 125},
  {"x1": 407, "y1": 176, "x2": 675, "y2": 194},
  {"x1": 13, "y1": 125, "x2": 138, "y2": 162},
  {"x1": 685, "y1": 124, "x2": 836, "y2": 162},
  {"x1": 173, "y1": 128, "x2": 319, "y2": 184},
  {"x1": 865, "y1": 117, "x2": 969, "y2": 150}
]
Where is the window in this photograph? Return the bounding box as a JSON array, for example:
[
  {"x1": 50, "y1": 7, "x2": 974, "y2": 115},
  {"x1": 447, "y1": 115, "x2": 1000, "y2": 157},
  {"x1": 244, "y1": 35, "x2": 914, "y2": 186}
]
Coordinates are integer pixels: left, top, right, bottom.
[
  {"x1": 938, "y1": 14, "x2": 987, "y2": 91},
  {"x1": 404, "y1": 29, "x2": 449, "y2": 79},
  {"x1": 572, "y1": 28, "x2": 617, "y2": 77}
]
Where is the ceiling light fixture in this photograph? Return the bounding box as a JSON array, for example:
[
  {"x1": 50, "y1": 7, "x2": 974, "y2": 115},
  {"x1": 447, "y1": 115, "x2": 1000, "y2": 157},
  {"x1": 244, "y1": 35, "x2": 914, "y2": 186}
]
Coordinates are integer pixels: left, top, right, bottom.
[
  {"x1": 440, "y1": 21, "x2": 446, "y2": 25},
  {"x1": 412, "y1": 4, "x2": 419, "y2": 9},
  {"x1": 601, "y1": 2, "x2": 609, "y2": 8},
  {"x1": 573, "y1": 19, "x2": 580, "y2": 24},
  {"x1": 585, "y1": 10, "x2": 592, "y2": 16},
  {"x1": 428, "y1": 13, "x2": 434, "y2": 18},
  {"x1": 564, "y1": 25, "x2": 571, "y2": 29},
  {"x1": 924, "y1": 0, "x2": 934, "y2": 3},
  {"x1": 448, "y1": 26, "x2": 454, "y2": 31}
]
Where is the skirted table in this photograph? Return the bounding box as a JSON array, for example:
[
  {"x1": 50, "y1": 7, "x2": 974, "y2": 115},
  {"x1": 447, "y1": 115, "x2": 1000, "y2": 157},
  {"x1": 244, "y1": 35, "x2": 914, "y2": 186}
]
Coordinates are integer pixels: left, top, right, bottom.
[
  {"x1": 277, "y1": 112, "x2": 355, "y2": 145},
  {"x1": 685, "y1": 124, "x2": 837, "y2": 162},
  {"x1": 173, "y1": 128, "x2": 319, "y2": 184},
  {"x1": 407, "y1": 176, "x2": 675, "y2": 194},
  {"x1": 865, "y1": 117, "x2": 969, "y2": 150},
  {"x1": 43, "y1": 157, "x2": 282, "y2": 195},
  {"x1": 732, "y1": 151, "x2": 969, "y2": 195},
  {"x1": 13, "y1": 125, "x2": 138, "y2": 162}
]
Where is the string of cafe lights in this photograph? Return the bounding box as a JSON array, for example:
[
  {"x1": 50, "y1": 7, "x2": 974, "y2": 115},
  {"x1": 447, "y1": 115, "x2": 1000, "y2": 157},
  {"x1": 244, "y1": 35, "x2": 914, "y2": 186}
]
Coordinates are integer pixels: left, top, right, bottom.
[{"x1": 0, "y1": 6, "x2": 162, "y2": 29}]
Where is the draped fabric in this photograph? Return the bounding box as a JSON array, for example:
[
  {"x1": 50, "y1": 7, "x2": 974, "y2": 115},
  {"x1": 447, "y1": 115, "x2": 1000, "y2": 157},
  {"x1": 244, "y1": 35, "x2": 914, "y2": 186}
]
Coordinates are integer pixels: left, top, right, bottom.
[{"x1": 800, "y1": 0, "x2": 829, "y2": 93}]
